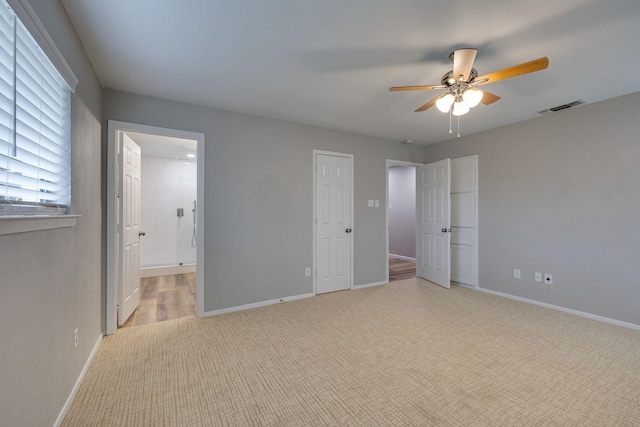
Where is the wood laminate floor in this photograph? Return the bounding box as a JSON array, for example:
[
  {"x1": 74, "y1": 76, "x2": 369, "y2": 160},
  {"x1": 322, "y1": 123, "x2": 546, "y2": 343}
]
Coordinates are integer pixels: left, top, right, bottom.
[
  {"x1": 389, "y1": 256, "x2": 416, "y2": 282},
  {"x1": 121, "y1": 273, "x2": 196, "y2": 328}
]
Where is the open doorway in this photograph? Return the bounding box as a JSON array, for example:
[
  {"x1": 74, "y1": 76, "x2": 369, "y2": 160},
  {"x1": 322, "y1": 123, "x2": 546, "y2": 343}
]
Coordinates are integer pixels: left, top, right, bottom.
[
  {"x1": 386, "y1": 160, "x2": 421, "y2": 282},
  {"x1": 385, "y1": 156, "x2": 479, "y2": 288},
  {"x1": 106, "y1": 121, "x2": 205, "y2": 335},
  {"x1": 120, "y1": 131, "x2": 198, "y2": 328}
]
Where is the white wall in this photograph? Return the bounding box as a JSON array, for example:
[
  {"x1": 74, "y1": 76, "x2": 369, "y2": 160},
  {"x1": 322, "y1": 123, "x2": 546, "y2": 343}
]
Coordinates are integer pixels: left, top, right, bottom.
[
  {"x1": 388, "y1": 166, "x2": 416, "y2": 259},
  {"x1": 103, "y1": 89, "x2": 425, "y2": 312},
  {"x1": 0, "y1": 0, "x2": 103, "y2": 425},
  {"x1": 424, "y1": 92, "x2": 640, "y2": 326},
  {"x1": 140, "y1": 156, "x2": 197, "y2": 268}
]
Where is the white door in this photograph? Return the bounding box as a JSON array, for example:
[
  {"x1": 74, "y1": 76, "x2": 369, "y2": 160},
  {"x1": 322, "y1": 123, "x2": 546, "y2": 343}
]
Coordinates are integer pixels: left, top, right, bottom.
[
  {"x1": 450, "y1": 156, "x2": 478, "y2": 286},
  {"x1": 416, "y1": 159, "x2": 451, "y2": 288},
  {"x1": 316, "y1": 153, "x2": 352, "y2": 294},
  {"x1": 118, "y1": 133, "x2": 142, "y2": 325}
]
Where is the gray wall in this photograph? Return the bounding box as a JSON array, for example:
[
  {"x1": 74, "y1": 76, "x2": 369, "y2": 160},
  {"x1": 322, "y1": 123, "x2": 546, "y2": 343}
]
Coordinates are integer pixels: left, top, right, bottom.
[
  {"x1": 388, "y1": 166, "x2": 416, "y2": 258},
  {"x1": 424, "y1": 92, "x2": 640, "y2": 326},
  {"x1": 102, "y1": 90, "x2": 424, "y2": 311},
  {"x1": 0, "y1": 0, "x2": 103, "y2": 425}
]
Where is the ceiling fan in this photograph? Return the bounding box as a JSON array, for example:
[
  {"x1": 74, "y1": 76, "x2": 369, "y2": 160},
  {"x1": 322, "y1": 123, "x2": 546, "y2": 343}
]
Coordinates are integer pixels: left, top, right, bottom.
[{"x1": 389, "y1": 48, "x2": 549, "y2": 134}]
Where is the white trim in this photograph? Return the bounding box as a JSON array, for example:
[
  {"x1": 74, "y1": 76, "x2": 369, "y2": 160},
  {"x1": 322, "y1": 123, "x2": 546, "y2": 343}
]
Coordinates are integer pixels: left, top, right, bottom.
[
  {"x1": 53, "y1": 333, "x2": 103, "y2": 427},
  {"x1": 140, "y1": 264, "x2": 196, "y2": 278},
  {"x1": 388, "y1": 253, "x2": 416, "y2": 262},
  {"x1": 312, "y1": 150, "x2": 354, "y2": 295},
  {"x1": 0, "y1": 215, "x2": 79, "y2": 235},
  {"x1": 106, "y1": 121, "x2": 205, "y2": 335},
  {"x1": 202, "y1": 293, "x2": 315, "y2": 317},
  {"x1": 195, "y1": 133, "x2": 205, "y2": 318},
  {"x1": 385, "y1": 159, "x2": 422, "y2": 283},
  {"x1": 453, "y1": 281, "x2": 475, "y2": 290},
  {"x1": 7, "y1": 0, "x2": 78, "y2": 92},
  {"x1": 475, "y1": 287, "x2": 640, "y2": 331},
  {"x1": 352, "y1": 280, "x2": 387, "y2": 290}
]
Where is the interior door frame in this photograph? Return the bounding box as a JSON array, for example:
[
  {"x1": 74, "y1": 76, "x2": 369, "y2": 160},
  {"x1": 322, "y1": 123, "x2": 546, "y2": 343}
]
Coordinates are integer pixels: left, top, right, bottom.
[
  {"x1": 312, "y1": 149, "x2": 354, "y2": 295},
  {"x1": 106, "y1": 121, "x2": 206, "y2": 335},
  {"x1": 385, "y1": 157, "x2": 478, "y2": 287},
  {"x1": 385, "y1": 159, "x2": 422, "y2": 283}
]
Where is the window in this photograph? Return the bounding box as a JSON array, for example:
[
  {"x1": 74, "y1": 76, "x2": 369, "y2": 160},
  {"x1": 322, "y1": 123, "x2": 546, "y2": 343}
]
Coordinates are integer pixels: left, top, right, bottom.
[{"x1": 0, "y1": 0, "x2": 72, "y2": 216}]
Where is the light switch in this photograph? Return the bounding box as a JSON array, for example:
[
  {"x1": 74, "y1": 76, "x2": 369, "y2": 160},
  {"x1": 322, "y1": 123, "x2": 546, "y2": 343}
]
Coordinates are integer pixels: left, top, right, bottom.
[
  {"x1": 374, "y1": 200, "x2": 379, "y2": 208},
  {"x1": 368, "y1": 200, "x2": 374, "y2": 207}
]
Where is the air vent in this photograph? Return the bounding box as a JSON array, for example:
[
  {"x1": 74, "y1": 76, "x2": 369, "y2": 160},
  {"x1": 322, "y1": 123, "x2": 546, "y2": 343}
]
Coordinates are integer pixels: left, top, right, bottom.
[{"x1": 538, "y1": 100, "x2": 586, "y2": 114}]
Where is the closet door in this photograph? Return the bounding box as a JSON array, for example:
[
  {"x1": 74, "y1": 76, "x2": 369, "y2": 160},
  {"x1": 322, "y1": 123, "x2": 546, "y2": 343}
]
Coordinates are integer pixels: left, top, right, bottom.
[{"x1": 450, "y1": 156, "x2": 477, "y2": 286}]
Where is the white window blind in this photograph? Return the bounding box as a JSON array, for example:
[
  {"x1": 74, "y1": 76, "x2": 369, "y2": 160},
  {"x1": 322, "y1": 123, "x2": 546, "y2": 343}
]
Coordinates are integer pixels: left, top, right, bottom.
[{"x1": 0, "y1": 0, "x2": 71, "y2": 216}]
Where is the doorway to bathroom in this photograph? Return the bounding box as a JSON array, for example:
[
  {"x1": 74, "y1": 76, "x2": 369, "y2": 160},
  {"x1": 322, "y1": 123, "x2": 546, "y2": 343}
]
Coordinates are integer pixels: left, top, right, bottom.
[
  {"x1": 122, "y1": 131, "x2": 198, "y2": 328},
  {"x1": 106, "y1": 121, "x2": 205, "y2": 334}
]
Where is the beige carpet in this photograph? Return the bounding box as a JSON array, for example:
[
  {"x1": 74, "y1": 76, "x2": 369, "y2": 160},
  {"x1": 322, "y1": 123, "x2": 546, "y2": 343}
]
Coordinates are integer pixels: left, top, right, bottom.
[{"x1": 63, "y1": 278, "x2": 640, "y2": 426}]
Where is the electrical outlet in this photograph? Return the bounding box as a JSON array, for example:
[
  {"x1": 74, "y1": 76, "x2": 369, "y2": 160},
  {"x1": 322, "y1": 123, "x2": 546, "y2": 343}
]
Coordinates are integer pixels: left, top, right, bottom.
[
  {"x1": 534, "y1": 272, "x2": 542, "y2": 282},
  {"x1": 513, "y1": 269, "x2": 521, "y2": 279},
  {"x1": 305, "y1": 267, "x2": 311, "y2": 277},
  {"x1": 544, "y1": 274, "x2": 553, "y2": 285},
  {"x1": 73, "y1": 328, "x2": 78, "y2": 348}
]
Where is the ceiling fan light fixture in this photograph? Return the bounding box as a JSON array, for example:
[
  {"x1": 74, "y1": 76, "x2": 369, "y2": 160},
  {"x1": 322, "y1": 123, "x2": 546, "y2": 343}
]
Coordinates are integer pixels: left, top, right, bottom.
[
  {"x1": 452, "y1": 100, "x2": 469, "y2": 116},
  {"x1": 435, "y1": 93, "x2": 455, "y2": 113},
  {"x1": 462, "y1": 89, "x2": 483, "y2": 108}
]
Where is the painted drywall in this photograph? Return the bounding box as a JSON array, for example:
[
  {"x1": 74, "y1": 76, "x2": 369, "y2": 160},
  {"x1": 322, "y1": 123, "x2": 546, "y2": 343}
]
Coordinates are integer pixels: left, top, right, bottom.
[
  {"x1": 139, "y1": 156, "x2": 197, "y2": 268},
  {"x1": 0, "y1": 0, "x2": 103, "y2": 425},
  {"x1": 424, "y1": 92, "x2": 640, "y2": 326},
  {"x1": 102, "y1": 90, "x2": 424, "y2": 311},
  {"x1": 388, "y1": 166, "x2": 416, "y2": 258}
]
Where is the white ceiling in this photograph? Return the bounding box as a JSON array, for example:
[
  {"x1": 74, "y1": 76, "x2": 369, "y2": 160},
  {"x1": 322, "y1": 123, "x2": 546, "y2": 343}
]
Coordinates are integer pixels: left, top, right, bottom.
[
  {"x1": 125, "y1": 131, "x2": 197, "y2": 160},
  {"x1": 62, "y1": 0, "x2": 640, "y2": 145}
]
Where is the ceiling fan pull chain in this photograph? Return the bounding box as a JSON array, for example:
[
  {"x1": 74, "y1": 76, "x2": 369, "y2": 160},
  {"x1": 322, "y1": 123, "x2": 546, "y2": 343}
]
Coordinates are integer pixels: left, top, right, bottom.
[
  {"x1": 449, "y1": 108, "x2": 453, "y2": 134},
  {"x1": 457, "y1": 115, "x2": 461, "y2": 138}
]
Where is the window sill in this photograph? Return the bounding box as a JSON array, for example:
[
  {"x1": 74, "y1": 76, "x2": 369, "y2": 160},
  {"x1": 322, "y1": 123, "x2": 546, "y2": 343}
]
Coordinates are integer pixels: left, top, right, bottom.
[{"x1": 0, "y1": 215, "x2": 80, "y2": 235}]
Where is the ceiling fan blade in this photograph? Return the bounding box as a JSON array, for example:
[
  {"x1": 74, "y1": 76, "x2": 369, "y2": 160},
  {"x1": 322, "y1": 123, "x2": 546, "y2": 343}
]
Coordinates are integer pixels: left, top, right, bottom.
[
  {"x1": 415, "y1": 94, "x2": 445, "y2": 112},
  {"x1": 480, "y1": 91, "x2": 501, "y2": 105},
  {"x1": 453, "y1": 48, "x2": 477, "y2": 81},
  {"x1": 389, "y1": 84, "x2": 446, "y2": 92},
  {"x1": 476, "y1": 57, "x2": 549, "y2": 85}
]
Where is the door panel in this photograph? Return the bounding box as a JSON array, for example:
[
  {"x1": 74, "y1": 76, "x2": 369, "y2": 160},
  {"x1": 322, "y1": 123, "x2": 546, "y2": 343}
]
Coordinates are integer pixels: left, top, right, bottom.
[
  {"x1": 451, "y1": 193, "x2": 475, "y2": 227},
  {"x1": 451, "y1": 244, "x2": 474, "y2": 284},
  {"x1": 316, "y1": 153, "x2": 352, "y2": 294},
  {"x1": 118, "y1": 133, "x2": 142, "y2": 326},
  {"x1": 450, "y1": 156, "x2": 478, "y2": 287},
  {"x1": 416, "y1": 159, "x2": 451, "y2": 288}
]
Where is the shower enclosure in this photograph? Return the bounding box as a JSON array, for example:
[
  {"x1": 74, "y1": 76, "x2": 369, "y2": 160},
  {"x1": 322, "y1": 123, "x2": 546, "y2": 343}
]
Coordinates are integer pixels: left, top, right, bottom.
[{"x1": 139, "y1": 155, "x2": 197, "y2": 277}]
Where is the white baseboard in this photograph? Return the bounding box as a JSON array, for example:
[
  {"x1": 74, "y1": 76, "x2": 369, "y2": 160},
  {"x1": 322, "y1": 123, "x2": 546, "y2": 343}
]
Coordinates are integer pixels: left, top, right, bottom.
[
  {"x1": 202, "y1": 281, "x2": 393, "y2": 317},
  {"x1": 140, "y1": 264, "x2": 196, "y2": 278},
  {"x1": 352, "y1": 280, "x2": 387, "y2": 290},
  {"x1": 388, "y1": 254, "x2": 416, "y2": 262},
  {"x1": 54, "y1": 333, "x2": 103, "y2": 427},
  {"x1": 201, "y1": 292, "x2": 315, "y2": 317},
  {"x1": 476, "y1": 287, "x2": 640, "y2": 331}
]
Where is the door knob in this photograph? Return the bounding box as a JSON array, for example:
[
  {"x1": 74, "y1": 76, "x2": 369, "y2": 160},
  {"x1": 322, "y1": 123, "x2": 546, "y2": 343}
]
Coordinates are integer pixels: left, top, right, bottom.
[
  {"x1": 345, "y1": 228, "x2": 352, "y2": 233},
  {"x1": 139, "y1": 231, "x2": 146, "y2": 237},
  {"x1": 441, "y1": 228, "x2": 451, "y2": 233}
]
